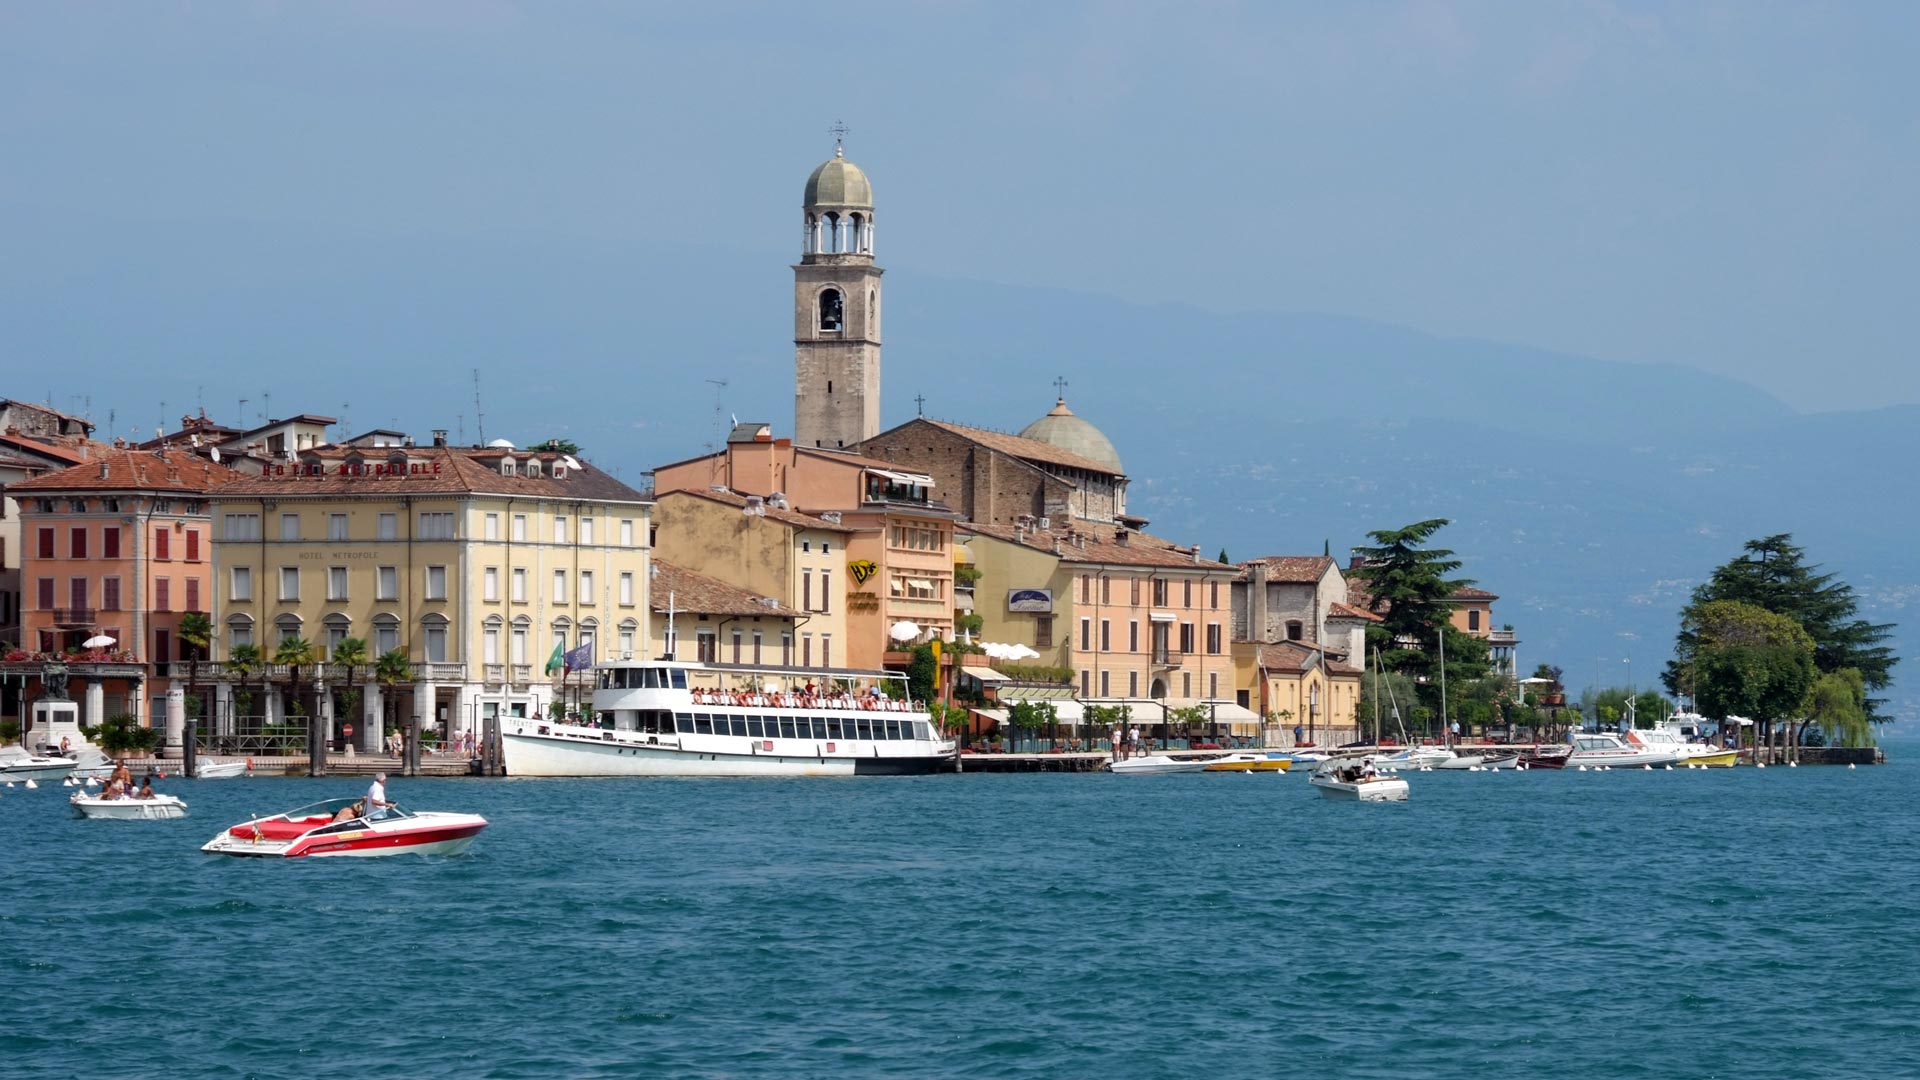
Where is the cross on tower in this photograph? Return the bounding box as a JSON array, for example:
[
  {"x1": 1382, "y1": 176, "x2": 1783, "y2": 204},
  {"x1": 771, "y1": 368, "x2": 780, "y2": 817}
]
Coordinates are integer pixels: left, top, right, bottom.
[
  {"x1": 1053, "y1": 376, "x2": 1069, "y2": 400},
  {"x1": 914, "y1": 393, "x2": 926, "y2": 416},
  {"x1": 829, "y1": 119, "x2": 849, "y2": 152}
]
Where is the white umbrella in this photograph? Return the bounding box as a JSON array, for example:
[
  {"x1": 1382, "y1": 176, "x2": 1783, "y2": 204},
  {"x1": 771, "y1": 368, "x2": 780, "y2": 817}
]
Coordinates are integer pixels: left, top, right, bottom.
[
  {"x1": 82, "y1": 635, "x2": 116, "y2": 649},
  {"x1": 1011, "y1": 644, "x2": 1041, "y2": 660},
  {"x1": 889, "y1": 621, "x2": 922, "y2": 643}
]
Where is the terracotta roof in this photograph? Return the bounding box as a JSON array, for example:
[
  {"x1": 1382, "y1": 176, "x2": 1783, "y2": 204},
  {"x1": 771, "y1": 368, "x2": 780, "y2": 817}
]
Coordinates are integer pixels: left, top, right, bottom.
[
  {"x1": 649, "y1": 560, "x2": 789, "y2": 617},
  {"x1": 0, "y1": 431, "x2": 90, "y2": 466},
  {"x1": 792, "y1": 445, "x2": 919, "y2": 472},
  {"x1": 963, "y1": 522, "x2": 1238, "y2": 572},
  {"x1": 7, "y1": 448, "x2": 245, "y2": 494},
  {"x1": 909, "y1": 418, "x2": 1120, "y2": 476},
  {"x1": 658, "y1": 488, "x2": 854, "y2": 533},
  {"x1": 1257, "y1": 641, "x2": 1361, "y2": 676},
  {"x1": 1327, "y1": 602, "x2": 1382, "y2": 623},
  {"x1": 215, "y1": 446, "x2": 648, "y2": 503},
  {"x1": 1450, "y1": 586, "x2": 1498, "y2": 601},
  {"x1": 1237, "y1": 555, "x2": 1336, "y2": 583}
]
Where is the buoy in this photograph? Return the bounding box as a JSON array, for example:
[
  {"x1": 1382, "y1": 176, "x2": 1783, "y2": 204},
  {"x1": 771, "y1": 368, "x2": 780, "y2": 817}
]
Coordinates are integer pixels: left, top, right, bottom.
[
  {"x1": 3, "y1": 781, "x2": 13, "y2": 788},
  {"x1": 1756, "y1": 762, "x2": 1766, "y2": 769},
  {"x1": 24, "y1": 779, "x2": 38, "y2": 789},
  {"x1": 1789, "y1": 761, "x2": 1798, "y2": 768},
  {"x1": 1664, "y1": 764, "x2": 1673, "y2": 771},
  {"x1": 86, "y1": 776, "x2": 100, "y2": 786},
  {"x1": 1848, "y1": 763, "x2": 1857, "y2": 771},
  {"x1": 1643, "y1": 764, "x2": 1652, "y2": 770}
]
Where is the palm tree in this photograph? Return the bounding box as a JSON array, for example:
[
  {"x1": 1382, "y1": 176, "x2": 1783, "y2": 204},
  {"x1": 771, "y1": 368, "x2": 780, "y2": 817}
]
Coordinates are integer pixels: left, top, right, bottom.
[
  {"x1": 274, "y1": 636, "x2": 318, "y2": 723},
  {"x1": 330, "y1": 636, "x2": 369, "y2": 747},
  {"x1": 177, "y1": 612, "x2": 212, "y2": 727},
  {"x1": 373, "y1": 649, "x2": 413, "y2": 748},
  {"x1": 226, "y1": 642, "x2": 262, "y2": 747}
]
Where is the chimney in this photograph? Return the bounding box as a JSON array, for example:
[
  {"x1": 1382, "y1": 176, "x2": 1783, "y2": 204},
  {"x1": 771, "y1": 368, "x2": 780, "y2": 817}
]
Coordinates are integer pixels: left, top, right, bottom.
[
  {"x1": 432, "y1": 429, "x2": 448, "y2": 447},
  {"x1": 1191, "y1": 545, "x2": 1201, "y2": 563},
  {"x1": 1115, "y1": 529, "x2": 1129, "y2": 547},
  {"x1": 99, "y1": 462, "x2": 110, "y2": 480}
]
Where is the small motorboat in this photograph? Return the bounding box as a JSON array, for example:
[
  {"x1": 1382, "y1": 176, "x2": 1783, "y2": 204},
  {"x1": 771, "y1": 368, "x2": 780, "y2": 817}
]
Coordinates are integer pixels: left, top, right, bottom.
[
  {"x1": 71, "y1": 792, "x2": 189, "y2": 819},
  {"x1": 1108, "y1": 755, "x2": 1211, "y2": 775},
  {"x1": 1374, "y1": 746, "x2": 1456, "y2": 772},
  {"x1": 1308, "y1": 757, "x2": 1410, "y2": 802},
  {"x1": 201, "y1": 799, "x2": 488, "y2": 858},
  {"x1": 1202, "y1": 753, "x2": 1291, "y2": 773},
  {"x1": 0, "y1": 747, "x2": 78, "y2": 784},
  {"x1": 1286, "y1": 749, "x2": 1332, "y2": 770},
  {"x1": 193, "y1": 759, "x2": 252, "y2": 779},
  {"x1": 1564, "y1": 732, "x2": 1682, "y2": 770}
]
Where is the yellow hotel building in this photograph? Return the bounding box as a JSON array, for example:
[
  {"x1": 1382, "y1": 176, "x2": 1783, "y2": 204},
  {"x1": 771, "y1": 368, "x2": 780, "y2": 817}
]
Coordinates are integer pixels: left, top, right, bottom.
[{"x1": 209, "y1": 439, "x2": 651, "y2": 750}]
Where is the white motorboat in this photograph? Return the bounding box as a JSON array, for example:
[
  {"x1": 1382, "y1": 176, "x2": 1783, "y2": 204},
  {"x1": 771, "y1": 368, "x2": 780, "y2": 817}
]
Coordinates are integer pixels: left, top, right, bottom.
[
  {"x1": 1622, "y1": 714, "x2": 1739, "y2": 768},
  {"x1": 1375, "y1": 746, "x2": 1456, "y2": 772},
  {"x1": 1109, "y1": 754, "x2": 1211, "y2": 775},
  {"x1": 1308, "y1": 758, "x2": 1410, "y2": 802},
  {"x1": 1286, "y1": 749, "x2": 1332, "y2": 770},
  {"x1": 503, "y1": 660, "x2": 955, "y2": 777},
  {"x1": 1564, "y1": 731, "x2": 1682, "y2": 770},
  {"x1": 71, "y1": 792, "x2": 189, "y2": 819},
  {"x1": 193, "y1": 759, "x2": 252, "y2": 779},
  {"x1": 202, "y1": 799, "x2": 488, "y2": 858},
  {"x1": 0, "y1": 746, "x2": 78, "y2": 784}
]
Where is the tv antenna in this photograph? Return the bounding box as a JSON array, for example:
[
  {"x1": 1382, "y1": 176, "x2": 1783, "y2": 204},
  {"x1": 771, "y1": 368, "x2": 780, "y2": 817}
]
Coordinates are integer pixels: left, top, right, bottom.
[
  {"x1": 705, "y1": 377, "x2": 729, "y2": 488},
  {"x1": 473, "y1": 369, "x2": 486, "y2": 445}
]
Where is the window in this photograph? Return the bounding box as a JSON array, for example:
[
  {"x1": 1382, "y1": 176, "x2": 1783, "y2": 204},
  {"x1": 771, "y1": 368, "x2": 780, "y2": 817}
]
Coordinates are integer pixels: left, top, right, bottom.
[
  {"x1": 102, "y1": 577, "x2": 121, "y2": 611},
  {"x1": 68, "y1": 498, "x2": 88, "y2": 513},
  {"x1": 512, "y1": 514, "x2": 527, "y2": 541},
  {"x1": 802, "y1": 633, "x2": 813, "y2": 667},
  {"x1": 1153, "y1": 579, "x2": 1168, "y2": 606},
  {"x1": 227, "y1": 616, "x2": 254, "y2": 649},
  {"x1": 821, "y1": 633, "x2": 831, "y2": 668},
  {"x1": 819, "y1": 287, "x2": 843, "y2": 331},
  {"x1": 102, "y1": 527, "x2": 120, "y2": 559},
  {"x1": 580, "y1": 518, "x2": 594, "y2": 545},
  {"x1": 1211, "y1": 581, "x2": 1220, "y2": 609},
  {"x1": 802, "y1": 569, "x2": 812, "y2": 611},
  {"x1": 782, "y1": 633, "x2": 792, "y2": 666},
  {"x1": 821, "y1": 540, "x2": 832, "y2": 555},
  {"x1": 223, "y1": 514, "x2": 261, "y2": 541},
  {"x1": 275, "y1": 615, "x2": 302, "y2": 646},
  {"x1": 620, "y1": 519, "x2": 634, "y2": 546},
  {"x1": 1100, "y1": 670, "x2": 1110, "y2": 697},
  {"x1": 1207, "y1": 623, "x2": 1222, "y2": 655},
  {"x1": 155, "y1": 578, "x2": 172, "y2": 612},
  {"x1": 329, "y1": 566, "x2": 349, "y2": 601},
  {"x1": 821, "y1": 570, "x2": 832, "y2": 612},
  {"x1": 1034, "y1": 616, "x2": 1053, "y2": 648},
  {"x1": 1183, "y1": 580, "x2": 1192, "y2": 607},
  {"x1": 1286, "y1": 620, "x2": 1303, "y2": 642},
  {"x1": 377, "y1": 513, "x2": 398, "y2": 541},
  {"x1": 511, "y1": 568, "x2": 527, "y2": 602},
  {"x1": 483, "y1": 618, "x2": 501, "y2": 664},
  {"x1": 511, "y1": 619, "x2": 529, "y2": 664},
  {"x1": 619, "y1": 620, "x2": 637, "y2": 658},
  {"x1": 422, "y1": 616, "x2": 448, "y2": 663},
  {"x1": 153, "y1": 629, "x2": 171, "y2": 665},
  {"x1": 1129, "y1": 621, "x2": 1139, "y2": 652},
  {"x1": 484, "y1": 567, "x2": 500, "y2": 602},
  {"x1": 419, "y1": 512, "x2": 454, "y2": 540},
  {"x1": 183, "y1": 577, "x2": 201, "y2": 611},
  {"x1": 730, "y1": 630, "x2": 742, "y2": 664},
  {"x1": 36, "y1": 528, "x2": 53, "y2": 560},
  {"x1": 1081, "y1": 669, "x2": 1091, "y2": 696},
  {"x1": 1128, "y1": 671, "x2": 1139, "y2": 697},
  {"x1": 484, "y1": 513, "x2": 500, "y2": 540},
  {"x1": 70, "y1": 527, "x2": 87, "y2": 559},
  {"x1": 619, "y1": 572, "x2": 633, "y2": 606},
  {"x1": 1182, "y1": 672, "x2": 1192, "y2": 698},
  {"x1": 279, "y1": 568, "x2": 299, "y2": 601},
  {"x1": 328, "y1": 514, "x2": 349, "y2": 541},
  {"x1": 752, "y1": 631, "x2": 763, "y2": 664},
  {"x1": 185, "y1": 530, "x2": 199, "y2": 561},
  {"x1": 377, "y1": 566, "x2": 398, "y2": 601},
  {"x1": 554, "y1": 517, "x2": 569, "y2": 544},
  {"x1": 1468, "y1": 609, "x2": 1482, "y2": 632},
  {"x1": 69, "y1": 577, "x2": 86, "y2": 610},
  {"x1": 153, "y1": 528, "x2": 170, "y2": 561},
  {"x1": 1080, "y1": 618, "x2": 1091, "y2": 651},
  {"x1": 1079, "y1": 575, "x2": 1090, "y2": 603},
  {"x1": 279, "y1": 513, "x2": 300, "y2": 541},
  {"x1": 1210, "y1": 673, "x2": 1219, "y2": 699},
  {"x1": 425, "y1": 565, "x2": 447, "y2": 601},
  {"x1": 36, "y1": 578, "x2": 53, "y2": 610},
  {"x1": 231, "y1": 566, "x2": 252, "y2": 602},
  {"x1": 1100, "y1": 620, "x2": 1111, "y2": 652},
  {"x1": 373, "y1": 615, "x2": 400, "y2": 655},
  {"x1": 325, "y1": 618, "x2": 349, "y2": 658},
  {"x1": 1101, "y1": 577, "x2": 1110, "y2": 604},
  {"x1": 1179, "y1": 623, "x2": 1194, "y2": 654},
  {"x1": 551, "y1": 570, "x2": 567, "y2": 604},
  {"x1": 580, "y1": 570, "x2": 595, "y2": 604}
]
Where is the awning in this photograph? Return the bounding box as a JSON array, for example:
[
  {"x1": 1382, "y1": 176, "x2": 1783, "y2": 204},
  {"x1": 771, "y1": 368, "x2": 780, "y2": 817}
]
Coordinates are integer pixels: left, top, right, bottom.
[
  {"x1": 971, "y1": 708, "x2": 1009, "y2": 725},
  {"x1": 869, "y1": 468, "x2": 934, "y2": 486},
  {"x1": 1148, "y1": 611, "x2": 1177, "y2": 623},
  {"x1": 1172, "y1": 698, "x2": 1260, "y2": 723},
  {"x1": 963, "y1": 668, "x2": 1013, "y2": 683}
]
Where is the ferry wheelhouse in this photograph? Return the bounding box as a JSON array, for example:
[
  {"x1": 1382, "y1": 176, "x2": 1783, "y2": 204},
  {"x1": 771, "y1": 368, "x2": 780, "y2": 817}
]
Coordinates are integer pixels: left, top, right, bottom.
[{"x1": 500, "y1": 660, "x2": 957, "y2": 777}]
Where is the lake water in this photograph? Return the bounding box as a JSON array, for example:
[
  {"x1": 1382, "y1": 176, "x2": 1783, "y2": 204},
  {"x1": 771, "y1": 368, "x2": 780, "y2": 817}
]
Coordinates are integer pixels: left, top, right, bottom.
[{"x1": 3, "y1": 745, "x2": 1917, "y2": 1079}]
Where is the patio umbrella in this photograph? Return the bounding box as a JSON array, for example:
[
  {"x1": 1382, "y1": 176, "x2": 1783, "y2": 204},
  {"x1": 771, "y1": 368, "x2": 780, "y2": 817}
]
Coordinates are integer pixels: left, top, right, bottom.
[
  {"x1": 889, "y1": 621, "x2": 922, "y2": 643},
  {"x1": 82, "y1": 635, "x2": 116, "y2": 649}
]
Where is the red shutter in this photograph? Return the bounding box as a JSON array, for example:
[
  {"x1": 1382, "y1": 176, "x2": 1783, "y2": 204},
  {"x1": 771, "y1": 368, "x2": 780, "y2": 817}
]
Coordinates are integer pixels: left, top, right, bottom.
[
  {"x1": 103, "y1": 527, "x2": 120, "y2": 559},
  {"x1": 186, "y1": 578, "x2": 201, "y2": 612},
  {"x1": 186, "y1": 530, "x2": 200, "y2": 561},
  {"x1": 70, "y1": 527, "x2": 87, "y2": 559},
  {"x1": 154, "y1": 529, "x2": 170, "y2": 560},
  {"x1": 155, "y1": 578, "x2": 170, "y2": 612},
  {"x1": 37, "y1": 528, "x2": 53, "y2": 559}
]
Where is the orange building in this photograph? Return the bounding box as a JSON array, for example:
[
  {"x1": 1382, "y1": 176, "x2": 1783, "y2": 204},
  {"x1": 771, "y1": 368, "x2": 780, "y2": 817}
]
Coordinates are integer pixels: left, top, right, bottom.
[
  {"x1": 652, "y1": 422, "x2": 957, "y2": 667},
  {"x1": 7, "y1": 449, "x2": 242, "y2": 739}
]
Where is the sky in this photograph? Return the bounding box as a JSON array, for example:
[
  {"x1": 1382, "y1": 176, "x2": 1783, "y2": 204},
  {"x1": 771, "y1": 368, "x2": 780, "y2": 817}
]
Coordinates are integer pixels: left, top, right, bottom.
[{"x1": 2, "y1": 1, "x2": 1917, "y2": 413}]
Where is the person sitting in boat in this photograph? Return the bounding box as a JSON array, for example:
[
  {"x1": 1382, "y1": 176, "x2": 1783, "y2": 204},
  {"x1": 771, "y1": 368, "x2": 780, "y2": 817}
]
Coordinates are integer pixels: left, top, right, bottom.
[
  {"x1": 1360, "y1": 761, "x2": 1378, "y2": 781},
  {"x1": 331, "y1": 800, "x2": 366, "y2": 823},
  {"x1": 101, "y1": 777, "x2": 128, "y2": 800},
  {"x1": 136, "y1": 777, "x2": 157, "y2": 799}
]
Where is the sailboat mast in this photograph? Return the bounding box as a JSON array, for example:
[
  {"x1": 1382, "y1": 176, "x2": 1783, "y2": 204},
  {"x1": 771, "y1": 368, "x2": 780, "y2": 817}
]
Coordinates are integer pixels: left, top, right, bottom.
[{"x1": 1439, "y1": 625, "x2": 1449, "y2": 748}]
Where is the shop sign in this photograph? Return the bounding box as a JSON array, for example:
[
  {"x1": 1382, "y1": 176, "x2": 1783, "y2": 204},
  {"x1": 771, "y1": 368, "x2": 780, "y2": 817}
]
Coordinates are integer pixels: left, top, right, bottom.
[{"x1": 1008, "y1": 588, "x2": 1053, "y2": 613}]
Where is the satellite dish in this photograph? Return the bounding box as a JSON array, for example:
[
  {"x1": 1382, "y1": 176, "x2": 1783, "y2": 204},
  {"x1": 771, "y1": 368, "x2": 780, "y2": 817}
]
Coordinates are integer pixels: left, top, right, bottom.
[{"x1": 210, "y1": 446, "x2": 221, "y2": 462}]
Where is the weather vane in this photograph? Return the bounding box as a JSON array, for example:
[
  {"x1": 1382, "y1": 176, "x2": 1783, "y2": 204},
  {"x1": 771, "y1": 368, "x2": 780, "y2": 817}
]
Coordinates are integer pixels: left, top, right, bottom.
[{"x1": 829, "y1": 119, "x2": 849, "y2": 153}]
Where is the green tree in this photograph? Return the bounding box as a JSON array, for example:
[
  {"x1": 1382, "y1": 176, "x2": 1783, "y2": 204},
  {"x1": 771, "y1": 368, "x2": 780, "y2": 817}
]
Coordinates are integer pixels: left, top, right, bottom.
[
  {"x1": 905, "y1": 642, "x2": 937, "y2": 705},
  {"x1": 1350, "y1": 519, "x2": 1492, "y2": 695},
  {"x1": 0, "y1": 720, "x2": 19, "y2": 746},
  {"x1": 1355, "y1": 669, "x2": 1419, "y2": 742},
  {"x1": 374, "y1": 649, "x2": 413, "y2": 736},
  {"x1": 1665, "y1": 534, "x2": 1896, "y2": 717},
  {"x1": 95, "y1": 713, "x2": 159, "y2": 756},
  {"x1": 177, "y1": 612, "x2": 213, "y2": 724},
  {"x1": 527, "y1": 438, "x2": 582, "y2": 454},
  {"x1": 1007, "y1": 699, "x2": 1057, "y2": 752},
  {"x1": 1805, "y1": 668, "x2": 1874, "y2": 748},
  {"x1": 274, "y1": 636, "x2": 318, "y2": 727},
  {"x1": 1683, "y1": 600, "x2": 1817, "y2": 750},
  {"x1": 227, "y1": 642, "x2": 263, "y2": 725},
  {"x1": 330, "y1": 636, "x2": 369, "y2": 742},
  {"x1": 1217, "y1": 548, "x2": 1230, "y2": 564},
  {"x1": 1168, "y1": 704, "x2": 1209, "y2": 746}
]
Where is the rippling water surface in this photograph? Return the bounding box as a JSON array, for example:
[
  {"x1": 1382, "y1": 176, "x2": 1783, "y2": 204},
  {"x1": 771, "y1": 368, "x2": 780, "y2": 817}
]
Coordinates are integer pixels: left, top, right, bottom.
[{"x1": 4, "y1": 745, "x2": 1918, "y2": 1079}]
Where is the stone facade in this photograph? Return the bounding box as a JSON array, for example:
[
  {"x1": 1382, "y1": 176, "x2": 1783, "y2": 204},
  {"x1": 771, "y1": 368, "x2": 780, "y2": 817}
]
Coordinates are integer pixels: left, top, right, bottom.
[
  {"x1": 1231, "y1": 556, "x2": 1347, "y2": 646},
  {"x1": 858, "y1": 418, "x2": 1129, "y2": 528}
]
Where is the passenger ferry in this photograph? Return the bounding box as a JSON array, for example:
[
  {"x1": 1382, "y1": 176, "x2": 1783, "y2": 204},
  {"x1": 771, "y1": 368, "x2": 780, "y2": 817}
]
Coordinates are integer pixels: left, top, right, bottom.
[{"x1": 500, "y1": 659, "x2": 958, "y2": 777}]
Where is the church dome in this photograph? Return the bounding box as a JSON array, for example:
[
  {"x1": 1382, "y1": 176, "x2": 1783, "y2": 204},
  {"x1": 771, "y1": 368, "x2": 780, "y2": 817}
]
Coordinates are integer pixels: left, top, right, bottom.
[
  {"x1": 1018, "y1": 398, "x2": 1124, "y2": 474},
  {"x1": 804, "y1": 148, "x2": 874, "y2": 209}
]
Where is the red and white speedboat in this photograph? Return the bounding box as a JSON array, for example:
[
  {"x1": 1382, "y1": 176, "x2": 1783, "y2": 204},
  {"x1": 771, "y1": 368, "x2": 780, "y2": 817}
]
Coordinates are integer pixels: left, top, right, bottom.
[{"x1": 201, "y1": 799, "x2": 487, "y2": 858}]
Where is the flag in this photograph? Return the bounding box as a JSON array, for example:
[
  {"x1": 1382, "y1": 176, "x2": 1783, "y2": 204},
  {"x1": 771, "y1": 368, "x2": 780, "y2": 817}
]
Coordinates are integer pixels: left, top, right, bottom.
[
  {"x1": 544, "y1": 641, "x2": 565, "y2": 677},
  {"x1": 562, "y1": 640, "x2": 594, "y2": 676}
]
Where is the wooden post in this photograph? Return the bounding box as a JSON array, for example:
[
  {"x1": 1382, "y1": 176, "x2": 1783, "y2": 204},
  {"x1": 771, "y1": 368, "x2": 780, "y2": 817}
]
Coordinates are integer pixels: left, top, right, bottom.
[
  {"x1": 308, "y1": 708, "x2": 326, "y2": 777},
  {"x1": 183, "y1": 719, "x2": 198, "y2": 779},
  {"x1": 404, "y1": 717, "x2": 420, "y2": 777}
]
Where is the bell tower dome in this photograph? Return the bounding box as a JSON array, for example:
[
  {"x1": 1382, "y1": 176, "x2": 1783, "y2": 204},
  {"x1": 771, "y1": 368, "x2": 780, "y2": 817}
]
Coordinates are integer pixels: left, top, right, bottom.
[{"x1": 794, "y1": 133, "x2": 883, "y2": 450}]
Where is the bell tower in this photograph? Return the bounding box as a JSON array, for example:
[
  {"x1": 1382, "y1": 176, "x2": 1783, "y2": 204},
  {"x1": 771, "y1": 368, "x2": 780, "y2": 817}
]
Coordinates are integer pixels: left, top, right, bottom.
[{"x1": 794, "y1": 133, "x2": 882, "y2": 450}]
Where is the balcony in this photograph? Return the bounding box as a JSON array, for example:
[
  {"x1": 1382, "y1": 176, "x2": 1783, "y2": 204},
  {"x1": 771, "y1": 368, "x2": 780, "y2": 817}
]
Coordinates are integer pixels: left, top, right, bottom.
[
  {"x1": 484, "y1": 664, "x2": 506, "y2": 686},
  {"x1": 1151, "y1": 649, "x2": 1185, "y2": 669},
  {"x1": 1489, "y1": 629, "x2": 1518, "y2": 647},
  {"x1": 51, "y1": 608, "x2": 97, "y2": 627},
  {"x1": 416, "y1": 662, "x2": 467, "y2": 682},
  {"x1": 511, "y1": 664, "x2": 534, "y2": 686}
]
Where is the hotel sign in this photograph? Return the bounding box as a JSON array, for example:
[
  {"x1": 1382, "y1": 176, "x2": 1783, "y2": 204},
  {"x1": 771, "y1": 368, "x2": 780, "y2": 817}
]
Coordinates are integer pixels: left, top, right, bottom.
[
  {"x1": 848, "y1": 559, "x2": 879, "y2": 585},
  {"x1": 264, "y1": 461, "x2": 445, "y2": 478},
  {"x1": 1007, "y1": 588, "x2": 1053, "y2": 613}
]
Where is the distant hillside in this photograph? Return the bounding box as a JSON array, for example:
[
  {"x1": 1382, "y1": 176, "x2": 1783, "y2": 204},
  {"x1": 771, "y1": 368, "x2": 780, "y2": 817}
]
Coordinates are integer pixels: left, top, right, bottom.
[{"x1": 4, "y1": 221, "x2": 1908, "y2": 712}]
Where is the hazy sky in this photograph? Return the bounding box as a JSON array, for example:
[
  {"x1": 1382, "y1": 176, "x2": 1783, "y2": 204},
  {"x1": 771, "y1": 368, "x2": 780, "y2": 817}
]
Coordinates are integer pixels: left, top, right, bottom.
[{"x1": 4, "y1": 1, "x2": 1915, "y2": 412}]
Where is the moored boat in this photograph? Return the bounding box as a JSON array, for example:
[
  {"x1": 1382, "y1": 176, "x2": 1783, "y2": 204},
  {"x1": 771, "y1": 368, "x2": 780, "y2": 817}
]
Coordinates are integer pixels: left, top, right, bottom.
[
  {"x1": 1564, "y1": 731, "x2": 1682, "y2": 770},
  {"x1": 1202, "y1": 752, "x2": 1291, "y2": 773},
  {"x1": 503, "y1": 660, "x2": 955, "y2": 778},
  {"x1": 1375, "y1": 746, "x2": 1456, "y2": 772},
  {"x1": 1109, "y1": 754, "x2": 1211, "y2": 775},
  {"x1": 1308, "y1": 758, "x2": 1409, "y2": 802},
  {"x1": 71, "y1": 792, "x2": 188, "y2": 819},
  {"x1": 201, "y1": 799, "x2": 487, "y2": 858},
  {"x1": 1623, "y1": 717, "x2": 1738, "y2": 768},
  {"x1": 0, "y1": 747, "x2": 77, "y2": 784},
  {"x1": 193, "y1": 759, "x2": 252, "y2": 779}
]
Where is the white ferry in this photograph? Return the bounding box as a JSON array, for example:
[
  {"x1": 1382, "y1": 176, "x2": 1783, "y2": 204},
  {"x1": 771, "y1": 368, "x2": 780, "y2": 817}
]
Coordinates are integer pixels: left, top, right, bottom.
[{"x1": 501, "y1": 660, "x2": 958, "y2": 777}]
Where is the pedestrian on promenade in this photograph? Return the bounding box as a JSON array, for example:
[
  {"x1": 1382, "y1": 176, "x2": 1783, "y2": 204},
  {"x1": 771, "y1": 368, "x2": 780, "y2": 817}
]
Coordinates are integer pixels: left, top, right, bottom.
[
  {"x1": 1293, "y1": 723, "x2": 1304, "y2": 747},
  {"x1": 1127, "y1": 725, "x2": 1141, "y2": 757},
  {"x1": 365, "y1": 771, "x2": 395, "y2": 820}
]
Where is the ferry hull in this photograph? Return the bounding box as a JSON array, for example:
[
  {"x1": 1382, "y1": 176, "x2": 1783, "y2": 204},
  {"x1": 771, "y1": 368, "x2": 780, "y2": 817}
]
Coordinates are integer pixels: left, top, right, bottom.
[{"x1": 502, "y1": 731, "x2": 953, "y2": 778}]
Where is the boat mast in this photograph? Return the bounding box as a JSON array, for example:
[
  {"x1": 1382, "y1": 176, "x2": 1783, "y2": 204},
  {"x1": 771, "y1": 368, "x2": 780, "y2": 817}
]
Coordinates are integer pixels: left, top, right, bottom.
[{"x1": 1438, "y1": 624, "x2": 1449, "y2": 748}]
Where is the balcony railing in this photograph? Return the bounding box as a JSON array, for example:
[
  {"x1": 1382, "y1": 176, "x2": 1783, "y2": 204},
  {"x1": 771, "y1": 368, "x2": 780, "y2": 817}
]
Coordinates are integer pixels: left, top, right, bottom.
[
  {"x1": 1151, "y1": 649, "x2": 1185, "y2": 668},
  {"x1": 1489, "y1": 629, "x2": 1518, "y2": 646},
  {"x1": 51, "y1": 608, "x2": 97, "y2": 626},
  {"x1": 484, "y1": 664, "x2": 506, "y2": 685}
]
